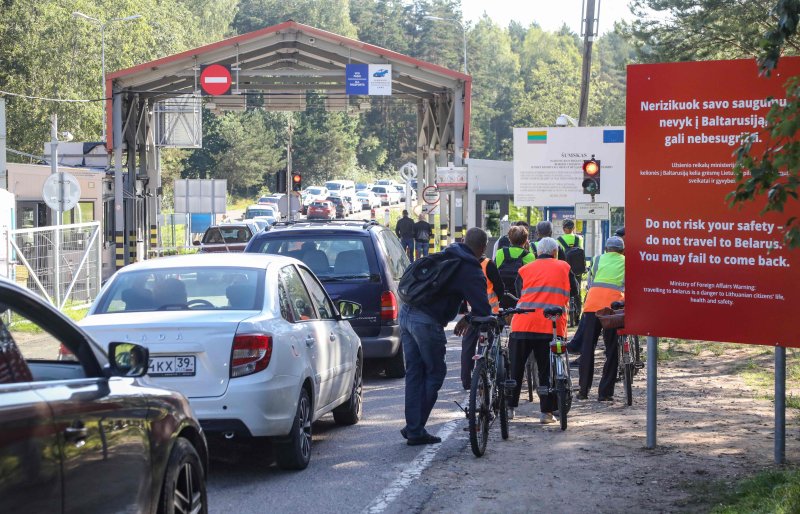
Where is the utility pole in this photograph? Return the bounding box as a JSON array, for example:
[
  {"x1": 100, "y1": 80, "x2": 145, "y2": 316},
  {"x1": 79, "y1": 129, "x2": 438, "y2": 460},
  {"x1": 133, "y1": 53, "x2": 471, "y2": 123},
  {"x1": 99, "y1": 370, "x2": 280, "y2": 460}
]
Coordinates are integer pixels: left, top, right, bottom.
[
  {"x1": 579, "y1": 0, "x2": 601, "y2": 257},
  {"x1": 578, "y1": 0, "x2": 599, "y2": 127},
  {"x1": 286, "y1": 115, "x2": 293, "y2": 220}
]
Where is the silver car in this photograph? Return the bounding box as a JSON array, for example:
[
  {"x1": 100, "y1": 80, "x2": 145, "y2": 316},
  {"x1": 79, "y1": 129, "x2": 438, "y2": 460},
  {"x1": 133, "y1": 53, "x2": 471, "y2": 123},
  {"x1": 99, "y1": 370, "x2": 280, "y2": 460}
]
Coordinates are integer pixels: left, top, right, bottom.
[{"x1": 80, "y1": 253, "x2": 364, "y2": 470}]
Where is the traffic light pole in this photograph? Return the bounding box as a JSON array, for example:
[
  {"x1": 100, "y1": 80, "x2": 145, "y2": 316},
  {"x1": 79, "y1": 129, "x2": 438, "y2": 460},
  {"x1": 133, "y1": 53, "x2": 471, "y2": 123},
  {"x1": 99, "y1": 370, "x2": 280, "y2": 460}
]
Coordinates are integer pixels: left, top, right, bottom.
[
  {"x1": 578, "y1": 0, "x2": 598, "y2": 127},
  {"x1": 286, "y1": 116, "x2": 293, "y2": 219}
]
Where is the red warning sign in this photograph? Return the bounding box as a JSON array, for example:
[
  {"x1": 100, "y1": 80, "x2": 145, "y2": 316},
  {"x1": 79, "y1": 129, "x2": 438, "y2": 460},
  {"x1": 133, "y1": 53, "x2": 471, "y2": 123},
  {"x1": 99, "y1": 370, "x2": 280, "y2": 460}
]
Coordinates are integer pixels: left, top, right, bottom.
[{"x1": 199, "y1": 64, "x2": 232, "y2": 96}]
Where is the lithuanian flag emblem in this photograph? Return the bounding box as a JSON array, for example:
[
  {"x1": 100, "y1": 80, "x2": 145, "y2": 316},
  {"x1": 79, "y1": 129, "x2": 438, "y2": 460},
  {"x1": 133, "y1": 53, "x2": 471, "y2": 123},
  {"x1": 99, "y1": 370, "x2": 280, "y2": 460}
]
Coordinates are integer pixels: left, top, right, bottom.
[{"x1": 527, "y1": 130, "x2": 547, "y2": 144}]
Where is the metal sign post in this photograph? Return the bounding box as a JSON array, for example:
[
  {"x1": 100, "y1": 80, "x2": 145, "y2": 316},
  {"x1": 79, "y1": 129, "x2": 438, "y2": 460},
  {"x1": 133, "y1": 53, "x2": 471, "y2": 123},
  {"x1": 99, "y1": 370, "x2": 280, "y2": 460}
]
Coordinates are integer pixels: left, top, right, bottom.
[
  {"x1": 646, "y1": 336, "x2": 658, "y2": 449},
  {"x1": 49, "y1": 115, "x2": 61, "y2": 307},
  {"x1": 776, "y1": 346, "x2": 786, "y2": 463}
]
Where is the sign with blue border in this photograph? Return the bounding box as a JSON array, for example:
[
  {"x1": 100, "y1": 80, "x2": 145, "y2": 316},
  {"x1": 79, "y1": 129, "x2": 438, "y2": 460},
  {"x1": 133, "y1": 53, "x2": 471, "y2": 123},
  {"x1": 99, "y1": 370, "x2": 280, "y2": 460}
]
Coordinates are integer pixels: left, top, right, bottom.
[{"x1": 346, "y1": 64, "x2": 369, "y2": 95}]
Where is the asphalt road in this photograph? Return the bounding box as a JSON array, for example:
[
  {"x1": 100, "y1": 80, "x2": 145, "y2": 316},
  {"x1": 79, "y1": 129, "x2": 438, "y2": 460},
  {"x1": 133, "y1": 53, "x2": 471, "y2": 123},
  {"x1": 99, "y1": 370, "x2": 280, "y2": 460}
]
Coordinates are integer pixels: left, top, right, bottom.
[{"x1": 206, "y1": 323, "x2": 470, "y2": 514}]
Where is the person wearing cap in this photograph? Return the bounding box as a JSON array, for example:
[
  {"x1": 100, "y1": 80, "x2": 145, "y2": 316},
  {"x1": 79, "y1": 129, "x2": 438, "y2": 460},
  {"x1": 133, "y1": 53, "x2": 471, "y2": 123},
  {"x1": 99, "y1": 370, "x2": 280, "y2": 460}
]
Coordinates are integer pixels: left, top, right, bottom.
[
  {"x1": 577, "y1": 236, "x2": 625, "y2": 402},
  {"x1": 558, "y1": 219, "x2": 583, "y2": 251},
  {"x1": 396, "y1": 210, "x2": 415, "y2": 261},
  {"x1": 615, "y1": 226, "x2": 625, "y2": 238}
]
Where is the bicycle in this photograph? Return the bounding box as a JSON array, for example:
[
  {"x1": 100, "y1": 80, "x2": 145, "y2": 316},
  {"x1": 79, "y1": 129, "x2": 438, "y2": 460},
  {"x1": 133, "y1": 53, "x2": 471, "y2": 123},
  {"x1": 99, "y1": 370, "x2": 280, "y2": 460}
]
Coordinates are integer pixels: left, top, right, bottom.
[
  {"x1": 606, "y1": 301, "x2": 644, "y2": 406},
  {"x1": 536, "y1": 306, "x2": 573, "y2": 431},
  {"x1": 464, "y1": 305, "x2": 536, "y2": 457}
]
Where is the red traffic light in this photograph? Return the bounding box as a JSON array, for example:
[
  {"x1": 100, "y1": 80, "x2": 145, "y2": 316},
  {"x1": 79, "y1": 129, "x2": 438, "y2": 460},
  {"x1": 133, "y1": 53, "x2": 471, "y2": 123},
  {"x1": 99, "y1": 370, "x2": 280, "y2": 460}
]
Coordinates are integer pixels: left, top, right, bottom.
[
  {"x1": 582, "y1": 156, "x2": 601, "y2": 195},
  {"x1": 583, "y1": 159, "x2": 599, "y2": 175},
  {"x1": 292, "y1": 173, "x2": 301, "y2": 183},
  {"x1": 291, "y1": 173, "x2": 302, "y2": 191}
]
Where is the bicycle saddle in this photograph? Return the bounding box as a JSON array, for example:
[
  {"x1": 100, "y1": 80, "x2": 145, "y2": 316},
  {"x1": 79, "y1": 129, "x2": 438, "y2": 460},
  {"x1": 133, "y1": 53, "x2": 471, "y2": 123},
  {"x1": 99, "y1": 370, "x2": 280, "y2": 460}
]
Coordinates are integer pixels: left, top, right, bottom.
[
  {"x1": 543, "y1": 306, "x2": 564, "y2": 317},
  {"x1": 611, "y1": 301, "x2": 625, "y2": 310}
]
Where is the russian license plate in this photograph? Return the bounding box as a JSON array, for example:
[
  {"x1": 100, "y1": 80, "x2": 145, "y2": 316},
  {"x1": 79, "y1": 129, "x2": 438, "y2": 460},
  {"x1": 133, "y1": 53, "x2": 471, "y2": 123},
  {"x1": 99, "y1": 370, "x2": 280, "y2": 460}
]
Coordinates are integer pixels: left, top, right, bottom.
[{"x1": 148, "y1": 355, "x2": 196, "y2": 377}]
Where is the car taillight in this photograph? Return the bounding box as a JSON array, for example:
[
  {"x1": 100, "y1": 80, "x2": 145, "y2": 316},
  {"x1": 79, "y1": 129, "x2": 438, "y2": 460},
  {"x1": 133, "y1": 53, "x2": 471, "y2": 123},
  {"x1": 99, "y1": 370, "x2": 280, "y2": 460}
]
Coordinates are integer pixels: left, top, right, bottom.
[
  {"x1": 381, "y1": 291, "x2": 398, "y2": 323},
  {"x1": 230, "y1": 334, "x2": 272, "y2": 378}
]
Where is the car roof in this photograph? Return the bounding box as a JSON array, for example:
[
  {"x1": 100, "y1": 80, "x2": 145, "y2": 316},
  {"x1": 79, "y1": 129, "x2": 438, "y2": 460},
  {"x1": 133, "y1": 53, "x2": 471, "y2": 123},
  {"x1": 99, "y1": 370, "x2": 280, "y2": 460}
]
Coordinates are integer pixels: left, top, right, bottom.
[
  {"x1": 113, "y1": 253, "x2": 299, "y2": 272},
  {"x1": 255, "y1": 220, "x2": 382, "y2": 236}
]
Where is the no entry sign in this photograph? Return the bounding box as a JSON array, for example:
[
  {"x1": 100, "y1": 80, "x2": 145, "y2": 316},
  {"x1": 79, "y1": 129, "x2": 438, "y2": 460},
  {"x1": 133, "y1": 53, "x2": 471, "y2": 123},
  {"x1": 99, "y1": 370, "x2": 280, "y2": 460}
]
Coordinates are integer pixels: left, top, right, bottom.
[
  {"x1": 625, "y1": 58, "x2": 800, "y2": 346},
  {"x1": 199, "y1": 64, "x2": 232, "y2": 96}
]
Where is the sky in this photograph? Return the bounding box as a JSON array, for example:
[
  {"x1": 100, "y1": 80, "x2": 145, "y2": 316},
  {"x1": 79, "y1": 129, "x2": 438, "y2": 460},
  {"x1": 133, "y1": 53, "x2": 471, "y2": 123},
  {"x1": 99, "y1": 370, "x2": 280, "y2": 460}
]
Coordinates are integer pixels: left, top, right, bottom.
[{"x1": 461, "y1": 0, "x2": 636, "y2": 35}]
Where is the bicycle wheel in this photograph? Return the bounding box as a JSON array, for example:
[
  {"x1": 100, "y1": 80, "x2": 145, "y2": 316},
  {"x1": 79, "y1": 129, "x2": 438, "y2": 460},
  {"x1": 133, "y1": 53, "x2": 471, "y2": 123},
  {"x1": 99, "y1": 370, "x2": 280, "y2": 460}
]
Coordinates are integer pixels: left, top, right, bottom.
[
  {"x1": 525, "y1": 352, "x2": 537, "y2": 403},
  {"x1": 624, "y1": 361, "x2": 633, "y2": 406},
  {"x1": 632, "y1": 335, "x2": 643, "y2": 376},
  {"x1": 557, "y1": 381, "x2": 569, "y2": 431},
  {"x1": 497, "y1": 354, "x2": 510, "y2": 440},
  {"x1": 468, "y1": 360, "x2": 490, "y2": 457}
]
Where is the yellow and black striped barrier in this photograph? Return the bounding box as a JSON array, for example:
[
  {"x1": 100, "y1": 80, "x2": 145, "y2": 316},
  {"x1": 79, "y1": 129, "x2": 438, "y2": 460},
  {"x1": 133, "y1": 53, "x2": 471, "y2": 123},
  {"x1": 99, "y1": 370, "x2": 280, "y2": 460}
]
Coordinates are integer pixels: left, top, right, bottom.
[{"x1": 115, "y1": 231, "x2": 125, "y2": 270}]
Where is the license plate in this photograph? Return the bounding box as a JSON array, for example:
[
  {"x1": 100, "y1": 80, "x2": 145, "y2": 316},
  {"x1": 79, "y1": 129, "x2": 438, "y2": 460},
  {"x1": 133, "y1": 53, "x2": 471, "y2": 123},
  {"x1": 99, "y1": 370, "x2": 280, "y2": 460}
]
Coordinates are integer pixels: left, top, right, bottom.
[{"x1": 148, "y1": 355, "x2": 196, "y2": 377}]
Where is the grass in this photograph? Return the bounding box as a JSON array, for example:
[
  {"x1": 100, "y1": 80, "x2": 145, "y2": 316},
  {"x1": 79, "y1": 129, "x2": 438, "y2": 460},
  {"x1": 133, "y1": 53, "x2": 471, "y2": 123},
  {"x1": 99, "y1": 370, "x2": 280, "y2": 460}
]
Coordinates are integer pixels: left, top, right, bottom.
[
  {"x1": 6, "y1": 302, "x2": 89, "y2": 334},
  {"x1": 705, "y1": 468, "x2": 800, "y2": 513},
  {"x1": 738, "y1": 349, "x2": 800, "y2": 410}
]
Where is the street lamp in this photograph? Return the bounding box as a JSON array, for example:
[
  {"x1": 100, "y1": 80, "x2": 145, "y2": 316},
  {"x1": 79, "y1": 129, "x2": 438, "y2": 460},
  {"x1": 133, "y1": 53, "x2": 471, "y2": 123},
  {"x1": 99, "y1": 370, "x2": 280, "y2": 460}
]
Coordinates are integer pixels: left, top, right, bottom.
[
  {"x1": 73, "y1": 12, "x2": 142, "y2": 142},
  {"x1": 423, "y1": 15, "x2": 468, "y2": 75}
]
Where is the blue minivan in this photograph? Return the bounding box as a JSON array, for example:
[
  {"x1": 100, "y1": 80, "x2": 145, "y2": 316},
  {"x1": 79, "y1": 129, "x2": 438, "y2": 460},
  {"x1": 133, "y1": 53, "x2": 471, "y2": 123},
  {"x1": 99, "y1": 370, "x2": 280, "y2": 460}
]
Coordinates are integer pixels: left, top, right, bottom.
[{"x1": 244, "y1": 220, "x2": 409, "y2": 378}]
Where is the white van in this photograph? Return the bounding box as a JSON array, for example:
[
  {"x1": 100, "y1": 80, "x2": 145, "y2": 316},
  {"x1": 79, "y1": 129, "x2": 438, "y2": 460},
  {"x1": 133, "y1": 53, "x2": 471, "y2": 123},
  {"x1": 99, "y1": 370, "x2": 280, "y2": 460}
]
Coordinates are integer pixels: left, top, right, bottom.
[{"x1": 325, "y1": 180, "x2": 357, "y2": 213}]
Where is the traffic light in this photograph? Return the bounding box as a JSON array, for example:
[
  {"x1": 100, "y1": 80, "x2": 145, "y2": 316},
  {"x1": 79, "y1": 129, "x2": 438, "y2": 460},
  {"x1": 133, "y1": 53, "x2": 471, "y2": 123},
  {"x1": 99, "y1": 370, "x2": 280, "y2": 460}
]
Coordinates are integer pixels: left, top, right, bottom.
[
  {"x1": 275, "y1": 171, "x2": 286, "y2": 193},
  {"x1": 292, "y1": 173, "x2": 302, "y2": 192},
  {"x1": 582, "y1": 155, "x2": 601, "y2": 195}
]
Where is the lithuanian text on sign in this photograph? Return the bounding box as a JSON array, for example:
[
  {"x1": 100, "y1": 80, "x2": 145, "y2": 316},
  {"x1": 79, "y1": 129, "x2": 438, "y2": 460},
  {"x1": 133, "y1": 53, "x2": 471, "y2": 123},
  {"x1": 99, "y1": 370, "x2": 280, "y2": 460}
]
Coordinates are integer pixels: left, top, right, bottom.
[{"x1": 625, "y1": 58, "x2": 800, "y2": 346}]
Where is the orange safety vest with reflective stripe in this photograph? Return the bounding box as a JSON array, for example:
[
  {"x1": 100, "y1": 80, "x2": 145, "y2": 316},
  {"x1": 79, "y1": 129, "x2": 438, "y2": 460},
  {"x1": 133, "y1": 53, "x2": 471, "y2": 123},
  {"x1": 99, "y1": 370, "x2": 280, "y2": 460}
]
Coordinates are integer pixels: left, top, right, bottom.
[
  {"x1": 511, "y1": 257, "x2": 571, "y2": 337},
  {"x1": 583, "y1": 251, "x2": 625, "y2": 313},
  {"x1": 480, "y1": 258, "x2": 500, "y2": 313}
]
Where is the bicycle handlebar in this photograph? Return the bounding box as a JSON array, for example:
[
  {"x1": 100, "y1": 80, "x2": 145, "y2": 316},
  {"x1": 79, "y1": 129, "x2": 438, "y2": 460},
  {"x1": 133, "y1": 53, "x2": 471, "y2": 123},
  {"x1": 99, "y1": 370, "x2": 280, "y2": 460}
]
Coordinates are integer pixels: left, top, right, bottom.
[{"x1": 466, "y1": 307, "x2": 536, "y2": 326}]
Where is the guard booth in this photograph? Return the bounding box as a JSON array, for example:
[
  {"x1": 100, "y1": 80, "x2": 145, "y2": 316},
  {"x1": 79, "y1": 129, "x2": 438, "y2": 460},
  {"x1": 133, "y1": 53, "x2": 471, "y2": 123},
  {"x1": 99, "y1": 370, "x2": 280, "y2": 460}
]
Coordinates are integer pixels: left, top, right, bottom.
[{"x1": 105, "y1": 20, "x2": 472, "y2": 268}]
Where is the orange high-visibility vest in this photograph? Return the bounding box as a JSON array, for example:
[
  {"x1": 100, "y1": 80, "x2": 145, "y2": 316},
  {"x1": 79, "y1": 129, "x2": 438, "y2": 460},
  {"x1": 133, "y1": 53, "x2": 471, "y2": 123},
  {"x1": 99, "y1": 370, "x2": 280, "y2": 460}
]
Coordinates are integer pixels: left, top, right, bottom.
[
  {"x1": 480, "y1": 258, "x2": 500, "y2": 313},
  {"x1": 511, "y1": 258, "x2": 571, "y2": 337}
]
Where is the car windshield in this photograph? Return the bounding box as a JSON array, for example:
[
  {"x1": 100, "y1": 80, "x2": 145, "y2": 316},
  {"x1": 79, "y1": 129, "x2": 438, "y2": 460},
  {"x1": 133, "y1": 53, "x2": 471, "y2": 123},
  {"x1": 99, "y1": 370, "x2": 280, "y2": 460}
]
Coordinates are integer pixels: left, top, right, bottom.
[
  {"x1": 245, "y1": 207, "x2": 275, "y2": 219},
  {"x1": 94, "y1": 267, "x2": 266, "y2": 313},
  {"x1": 251, "y1": 236, "x2": 373, "y2": 281},
  {"x1": 202, "y1": 226, "x2": 251, "y2": 244},
  {"x1": 307, "y1": 187, "x2": 323, "y2": 195}
]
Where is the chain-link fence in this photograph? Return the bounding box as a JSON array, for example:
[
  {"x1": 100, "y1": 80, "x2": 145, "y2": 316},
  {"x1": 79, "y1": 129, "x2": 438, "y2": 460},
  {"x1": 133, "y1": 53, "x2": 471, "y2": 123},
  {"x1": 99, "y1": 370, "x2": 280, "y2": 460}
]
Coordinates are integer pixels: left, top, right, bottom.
[{"x1": 3, "y1": 222, "x2": 102, "y2": 308}]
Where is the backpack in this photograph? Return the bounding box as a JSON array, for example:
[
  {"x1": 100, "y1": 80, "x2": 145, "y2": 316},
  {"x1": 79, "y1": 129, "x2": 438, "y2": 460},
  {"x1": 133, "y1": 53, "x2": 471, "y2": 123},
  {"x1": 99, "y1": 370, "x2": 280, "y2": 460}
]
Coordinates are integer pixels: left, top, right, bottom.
[
  {"x1": 558, "y1": 236, "x2": 586, "y2": 275},
  {"x1": 497, "y1": 247, "x2": 529, "y2": 304},
  {"x1": 397, "y1": 252, "x2": 461, "y2": 306}
]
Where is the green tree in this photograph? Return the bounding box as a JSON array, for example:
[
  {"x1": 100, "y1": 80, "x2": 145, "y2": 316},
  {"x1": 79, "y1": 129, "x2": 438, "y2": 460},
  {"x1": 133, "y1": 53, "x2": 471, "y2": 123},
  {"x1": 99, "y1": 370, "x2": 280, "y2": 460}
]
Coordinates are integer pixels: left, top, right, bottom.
[{"x1": 232, "y1": 0, "x2": 357, "y2": 36}]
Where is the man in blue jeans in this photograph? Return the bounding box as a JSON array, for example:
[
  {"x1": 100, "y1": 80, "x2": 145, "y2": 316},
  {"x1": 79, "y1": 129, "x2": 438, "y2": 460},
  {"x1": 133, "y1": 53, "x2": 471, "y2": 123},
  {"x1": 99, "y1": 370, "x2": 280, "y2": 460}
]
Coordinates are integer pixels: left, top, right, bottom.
[
  {"x1": 413, "y1": 215, "x2": 432, "y2": 260},
  {"x1": 395, "y1": 210, "x2": 415, "y2": 261},
  {"x1": 400, "y1": 227, "x2": 492, "y2": 446}
]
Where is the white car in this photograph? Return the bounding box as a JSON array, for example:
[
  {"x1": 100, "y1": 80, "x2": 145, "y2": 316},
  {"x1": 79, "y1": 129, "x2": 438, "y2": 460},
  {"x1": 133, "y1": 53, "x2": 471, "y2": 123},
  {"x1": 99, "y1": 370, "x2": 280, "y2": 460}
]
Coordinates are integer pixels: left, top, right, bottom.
[
  {"x1": 80, "y1": 253, "x2": 364, "y2": 470},
  {"x1": 301, "y1": 186, "x2": 329, "y2": 213},
  {"x1": 370, "y1": 185, "x2": 401, "y2": 205},
  {"x1": 356, "y1": 190, "x2": 381, "y2": 210}
]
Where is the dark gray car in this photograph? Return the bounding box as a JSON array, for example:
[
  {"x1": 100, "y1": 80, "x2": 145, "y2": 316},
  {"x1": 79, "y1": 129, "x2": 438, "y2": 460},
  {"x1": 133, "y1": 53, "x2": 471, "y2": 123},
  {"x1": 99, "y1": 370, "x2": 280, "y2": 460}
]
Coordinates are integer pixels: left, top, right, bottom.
[{"x1": 0, "y1": 278, "x2": 208, "y2": 513}]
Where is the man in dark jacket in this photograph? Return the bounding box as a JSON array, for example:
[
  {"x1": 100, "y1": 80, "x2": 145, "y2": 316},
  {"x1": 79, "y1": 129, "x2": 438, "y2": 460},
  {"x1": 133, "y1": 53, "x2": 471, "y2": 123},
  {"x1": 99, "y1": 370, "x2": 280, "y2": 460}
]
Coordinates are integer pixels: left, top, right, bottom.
[
  {"x1": 413, "y1": 215, "x2": 433, "y2": 259},
  {"x1": 395, "y1": 210, "x2": 415, "y2": 261},
  {"x1": 400, "y1": 227, "x2": 492, "y2": 446}
]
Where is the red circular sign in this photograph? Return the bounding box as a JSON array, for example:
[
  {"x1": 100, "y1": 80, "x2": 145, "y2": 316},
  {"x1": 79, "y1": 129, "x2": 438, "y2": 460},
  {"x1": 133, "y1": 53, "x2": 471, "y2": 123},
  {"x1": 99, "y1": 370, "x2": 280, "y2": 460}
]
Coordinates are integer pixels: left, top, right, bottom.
[{"x1": 200, "y1": 64, "x2": 232, "y2": 96}]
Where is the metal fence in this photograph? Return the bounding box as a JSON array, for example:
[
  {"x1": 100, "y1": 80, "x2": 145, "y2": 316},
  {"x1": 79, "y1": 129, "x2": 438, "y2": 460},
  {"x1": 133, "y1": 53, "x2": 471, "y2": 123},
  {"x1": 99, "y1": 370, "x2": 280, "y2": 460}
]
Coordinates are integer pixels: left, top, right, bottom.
[{"x1": 3, "y1": 221, "x2": 102, "y2": 308}]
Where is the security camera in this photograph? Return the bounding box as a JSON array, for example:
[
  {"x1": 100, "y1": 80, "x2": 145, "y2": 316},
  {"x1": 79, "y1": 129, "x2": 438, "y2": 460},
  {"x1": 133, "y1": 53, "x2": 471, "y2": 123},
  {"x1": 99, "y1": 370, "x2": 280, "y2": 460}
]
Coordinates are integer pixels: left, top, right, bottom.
[{"x1": 308, "y1": 37, "x2": 316, "y2": 44}]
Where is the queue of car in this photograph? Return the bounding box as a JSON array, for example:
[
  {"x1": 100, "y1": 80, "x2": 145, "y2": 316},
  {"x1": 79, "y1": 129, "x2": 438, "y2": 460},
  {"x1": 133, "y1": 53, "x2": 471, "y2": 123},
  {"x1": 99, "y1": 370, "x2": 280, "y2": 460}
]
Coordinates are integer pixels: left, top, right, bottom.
[{"x1": 0, "y1": 174, "x2": 416, "y2": 510}]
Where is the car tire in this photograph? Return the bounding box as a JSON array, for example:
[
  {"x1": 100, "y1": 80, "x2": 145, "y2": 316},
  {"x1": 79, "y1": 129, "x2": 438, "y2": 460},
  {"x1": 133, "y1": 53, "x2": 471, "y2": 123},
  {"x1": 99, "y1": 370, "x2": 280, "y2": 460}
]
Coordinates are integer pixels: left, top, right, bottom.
[
  {"x1": 158, "y1": 438, "x2": 207, "y2": 514},
  {"x1": 275, "y1": 388, "x2": 312, "y2": 470},
  {"x1": 333, "y1": 353, "x2": 363, "y2": 425},
  {"x1": 384, "y1": 345, "x2": 406, "y2": 378}
]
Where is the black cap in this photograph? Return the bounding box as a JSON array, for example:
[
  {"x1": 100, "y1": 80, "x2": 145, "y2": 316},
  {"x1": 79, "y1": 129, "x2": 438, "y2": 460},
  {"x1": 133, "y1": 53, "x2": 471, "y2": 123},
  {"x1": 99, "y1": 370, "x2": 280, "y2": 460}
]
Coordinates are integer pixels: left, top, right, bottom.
[
  {"x1": 615, "y1": 226, "x2": 625, "y2": 237},
  {"x1": 562, "y1": 219, "x2": 575, "y2": 229}
]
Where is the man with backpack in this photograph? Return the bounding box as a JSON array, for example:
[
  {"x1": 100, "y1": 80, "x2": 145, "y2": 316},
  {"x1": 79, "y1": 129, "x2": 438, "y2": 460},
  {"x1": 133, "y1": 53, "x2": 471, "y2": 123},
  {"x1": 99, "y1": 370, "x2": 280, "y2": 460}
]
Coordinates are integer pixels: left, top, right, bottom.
[
  {"x1": 557, "y1": 219, "x2": 586, "y2": 322},
  {"x1": 397, "y1": 228, "x2": 493, "y2": 446},
  {"x1": 413, "y1": 214, "x2": 433, "y2": 260},
  {"x1": 494, "y1": 225, "x2": 535, "y2": 308}
]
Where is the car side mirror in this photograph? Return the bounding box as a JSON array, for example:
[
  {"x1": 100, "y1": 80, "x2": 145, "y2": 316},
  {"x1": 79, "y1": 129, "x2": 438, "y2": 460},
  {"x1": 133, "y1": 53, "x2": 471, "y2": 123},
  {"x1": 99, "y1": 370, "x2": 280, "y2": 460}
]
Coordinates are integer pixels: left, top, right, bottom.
[
  {"x1": 108, "y1": 342, "x2": 149, "y2": 377},
  {"x1": 337, "y1": 300, "x2": 362, "y2": 320}
]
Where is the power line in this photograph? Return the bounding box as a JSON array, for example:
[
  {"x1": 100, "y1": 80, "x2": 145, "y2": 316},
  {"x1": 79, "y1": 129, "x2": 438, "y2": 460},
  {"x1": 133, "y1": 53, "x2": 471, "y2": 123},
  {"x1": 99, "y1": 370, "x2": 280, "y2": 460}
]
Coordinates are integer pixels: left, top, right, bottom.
[{"x1": 0, "y1": 89, "x2": 103, "y2": 103}]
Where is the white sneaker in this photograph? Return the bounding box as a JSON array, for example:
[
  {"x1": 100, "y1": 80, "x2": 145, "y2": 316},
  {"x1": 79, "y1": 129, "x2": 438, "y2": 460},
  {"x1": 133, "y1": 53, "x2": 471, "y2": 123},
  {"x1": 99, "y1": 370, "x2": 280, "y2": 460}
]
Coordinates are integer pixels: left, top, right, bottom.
[
  {"x1": 540, "y1": 412, "x2": 556, "y2": 424},
  {"x1": 508, "y1": 408, "x2": 515, "y2": 420}
]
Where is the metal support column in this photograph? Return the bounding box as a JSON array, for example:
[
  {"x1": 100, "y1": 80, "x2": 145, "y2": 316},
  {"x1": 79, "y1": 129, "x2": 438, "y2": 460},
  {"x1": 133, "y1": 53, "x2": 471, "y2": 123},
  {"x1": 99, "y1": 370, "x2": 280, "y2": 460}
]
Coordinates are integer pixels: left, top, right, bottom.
[
  {"x1": 776, "y1": 345, "x2": 786, "y2": 464},
  {"x1": 49, "y1": 114, "x2": 61, "y2": 307},
  {"x1": 0, "y1": 98, "x2": 6, "y2": 188},
  {"x1": 578, "y1": 0, "x2": 598, "y2": 126},
  {"x1": 113, "y1": 93, "x2": 125, "y2": 269},
  {"x1": 646, "y1": 335, "x2": 658, "y2": 449}
]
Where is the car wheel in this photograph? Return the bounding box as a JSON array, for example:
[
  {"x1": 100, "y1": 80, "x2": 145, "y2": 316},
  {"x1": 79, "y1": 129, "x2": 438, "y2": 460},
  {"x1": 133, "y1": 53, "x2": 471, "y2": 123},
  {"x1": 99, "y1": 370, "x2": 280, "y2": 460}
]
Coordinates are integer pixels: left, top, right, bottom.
[
  {"x1": 333, "y1": 353, "x2": 363, "y2": 425},
  {"x1": 275, "y1": 388, "x2": 312, "y2": 470},
  {"x1": 384, "y1": 344, "x2": 406, "y2": 378},
  {"x1": 158, "y1": 438, "x2": 207, "y2": 514}
]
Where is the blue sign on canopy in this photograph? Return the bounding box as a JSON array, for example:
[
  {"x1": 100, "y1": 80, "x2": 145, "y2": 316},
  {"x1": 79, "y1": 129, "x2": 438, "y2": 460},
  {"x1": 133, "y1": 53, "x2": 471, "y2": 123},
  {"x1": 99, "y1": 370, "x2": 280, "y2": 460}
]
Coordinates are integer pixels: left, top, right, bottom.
[{"x1": 345, "y1": 64, "x2": 369, "y2": 95}]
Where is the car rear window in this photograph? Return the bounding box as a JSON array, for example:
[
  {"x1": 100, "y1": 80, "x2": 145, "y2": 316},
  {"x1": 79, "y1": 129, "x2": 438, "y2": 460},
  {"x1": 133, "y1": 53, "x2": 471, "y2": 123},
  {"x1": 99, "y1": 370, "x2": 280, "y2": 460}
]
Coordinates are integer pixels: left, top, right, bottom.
[
  {"x1": 250, "y1": 235, "x2": 374, "y2": 281},
  {"x1": 202, "y1": 226, "x2": 252, "y2": 244},
  {"x1": 94, "y1": 267, "x2": 266, "y2": 313}
]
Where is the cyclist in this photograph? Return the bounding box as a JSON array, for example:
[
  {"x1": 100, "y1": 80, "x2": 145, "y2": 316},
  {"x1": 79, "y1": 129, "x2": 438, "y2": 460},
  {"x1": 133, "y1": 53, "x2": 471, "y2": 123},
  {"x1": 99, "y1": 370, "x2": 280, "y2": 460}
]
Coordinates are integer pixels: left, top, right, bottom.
[
  {"x1": 400, "y1": 228, "x2": 492, "y2": 446},
  {"x1": 508, "y1": 237, "x2": 571, "y2": 424},
  {"x1": 577, "y1": 236, "x2": 625, "y2": 402},
  {"x1": 495, "y1": 225, "x2": 534, "y2": 308},
  {"x1": 557, "y1": 219, "x2": 585, "y2": 320},
  {"x1": 492, "y1": 220, "x2": 530, "y2": 261},
  {"x1": 455, "y1": 248, "x2": 504, "y2": 390}
]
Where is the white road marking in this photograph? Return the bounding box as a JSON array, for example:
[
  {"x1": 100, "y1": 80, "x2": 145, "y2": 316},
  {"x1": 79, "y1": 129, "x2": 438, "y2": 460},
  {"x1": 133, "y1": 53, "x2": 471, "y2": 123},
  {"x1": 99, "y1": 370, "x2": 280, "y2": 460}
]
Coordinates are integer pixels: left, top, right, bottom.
[{"x1": 362, "y1": 417, "x2": 461, "y2": 514}]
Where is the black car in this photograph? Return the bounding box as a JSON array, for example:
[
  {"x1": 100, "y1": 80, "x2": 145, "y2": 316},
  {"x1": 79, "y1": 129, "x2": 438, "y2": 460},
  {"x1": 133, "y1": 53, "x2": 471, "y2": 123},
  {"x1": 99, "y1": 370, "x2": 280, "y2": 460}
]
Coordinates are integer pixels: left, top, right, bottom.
[
  {"x1": 244, "y1": 220, "x2": 409, "y2": 377},
  {"x1": 0, "y1": 277, "x2": 208, "y2": 513}
]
